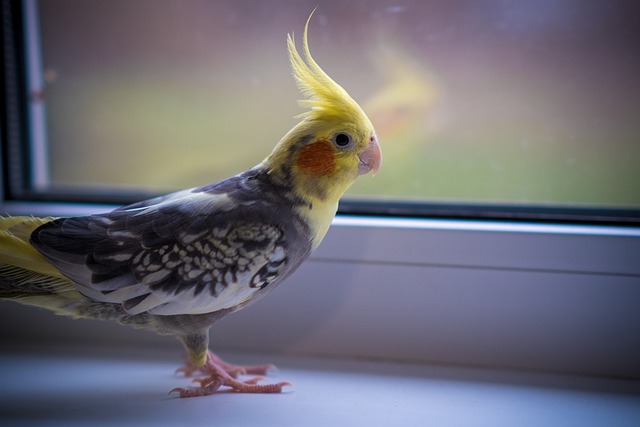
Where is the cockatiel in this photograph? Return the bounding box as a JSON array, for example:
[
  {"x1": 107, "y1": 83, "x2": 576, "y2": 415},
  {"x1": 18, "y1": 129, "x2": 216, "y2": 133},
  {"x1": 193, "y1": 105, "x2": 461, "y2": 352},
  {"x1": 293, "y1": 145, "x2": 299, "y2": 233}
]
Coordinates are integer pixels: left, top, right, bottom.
[{"x1": 0, "y1": 15, "x2": 381, "y2": 397}]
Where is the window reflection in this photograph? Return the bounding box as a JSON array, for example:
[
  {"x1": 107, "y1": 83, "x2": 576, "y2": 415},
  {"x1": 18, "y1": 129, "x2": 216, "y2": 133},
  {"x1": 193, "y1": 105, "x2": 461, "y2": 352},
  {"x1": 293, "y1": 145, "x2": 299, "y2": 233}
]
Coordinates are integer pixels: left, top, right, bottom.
[{"x1": 34, "y1": 0, "x2": 640, "y2": 208}]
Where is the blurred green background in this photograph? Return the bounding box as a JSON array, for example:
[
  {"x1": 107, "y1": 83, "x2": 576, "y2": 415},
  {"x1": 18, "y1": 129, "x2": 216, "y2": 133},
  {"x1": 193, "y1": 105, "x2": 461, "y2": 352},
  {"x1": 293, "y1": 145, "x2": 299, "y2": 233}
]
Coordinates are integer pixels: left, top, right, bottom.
[{"x1": 35, "y1": 0, "x2": 640, "y2": 208}]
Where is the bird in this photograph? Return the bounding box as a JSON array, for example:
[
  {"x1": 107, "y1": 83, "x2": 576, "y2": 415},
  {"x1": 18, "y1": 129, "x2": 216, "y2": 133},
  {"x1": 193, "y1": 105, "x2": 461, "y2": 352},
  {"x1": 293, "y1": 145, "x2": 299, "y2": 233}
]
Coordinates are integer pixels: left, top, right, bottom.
[{"x1": 0, "y1": 13, "x2": 381, "y2": 398}]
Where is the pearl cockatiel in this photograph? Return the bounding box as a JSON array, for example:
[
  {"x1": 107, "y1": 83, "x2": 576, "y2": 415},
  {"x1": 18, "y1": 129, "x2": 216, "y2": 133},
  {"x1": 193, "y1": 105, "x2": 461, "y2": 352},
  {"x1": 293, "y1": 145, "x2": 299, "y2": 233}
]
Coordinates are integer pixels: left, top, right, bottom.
[{"x1": 0, "y1": 14, "x2": 381, "y2": 397}]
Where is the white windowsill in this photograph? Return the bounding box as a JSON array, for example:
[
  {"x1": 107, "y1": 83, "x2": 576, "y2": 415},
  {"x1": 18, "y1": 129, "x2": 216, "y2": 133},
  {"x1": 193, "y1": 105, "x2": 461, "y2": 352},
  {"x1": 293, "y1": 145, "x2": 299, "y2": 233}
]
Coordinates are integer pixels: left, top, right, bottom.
[{"x1": 1, "y1": 345, "x2": 639, "y2": 427}]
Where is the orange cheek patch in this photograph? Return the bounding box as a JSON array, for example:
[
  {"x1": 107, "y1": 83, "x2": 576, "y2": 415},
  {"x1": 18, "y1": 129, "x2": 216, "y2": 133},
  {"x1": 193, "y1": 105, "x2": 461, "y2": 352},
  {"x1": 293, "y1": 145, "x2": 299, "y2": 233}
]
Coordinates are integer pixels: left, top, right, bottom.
[{"x1": 295, "y1": 140, "x2": 336, "y2": 176}]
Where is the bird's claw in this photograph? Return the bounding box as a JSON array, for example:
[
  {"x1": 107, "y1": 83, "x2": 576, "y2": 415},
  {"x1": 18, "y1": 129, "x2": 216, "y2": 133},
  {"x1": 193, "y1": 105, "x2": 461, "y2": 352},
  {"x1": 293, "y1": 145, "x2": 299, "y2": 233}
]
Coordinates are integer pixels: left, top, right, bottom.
[
  {"x1": 170, "y1": 351, "x2": 290, "y2": 397},
  {"x1": 207, "y1": 351, "x2": 275, "y2": 378}
]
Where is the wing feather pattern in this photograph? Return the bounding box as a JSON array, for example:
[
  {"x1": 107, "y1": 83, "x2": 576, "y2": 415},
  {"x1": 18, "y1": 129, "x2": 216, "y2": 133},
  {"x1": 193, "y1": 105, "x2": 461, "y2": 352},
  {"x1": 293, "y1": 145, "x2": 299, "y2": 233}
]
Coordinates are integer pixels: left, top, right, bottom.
[{"x1": 30, "y1": 171, "x2": 311, "y2": 316}]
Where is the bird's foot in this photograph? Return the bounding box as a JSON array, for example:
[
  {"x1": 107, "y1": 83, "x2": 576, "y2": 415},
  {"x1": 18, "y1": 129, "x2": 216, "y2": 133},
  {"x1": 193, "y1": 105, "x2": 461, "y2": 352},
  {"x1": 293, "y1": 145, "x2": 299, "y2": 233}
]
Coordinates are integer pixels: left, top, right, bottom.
[
  {"x1": 176, "y1": 350, "x2": 275, "y2": 378},
  {"x1": 171, "y1": 352, "x2": 290, "y2": 397}
]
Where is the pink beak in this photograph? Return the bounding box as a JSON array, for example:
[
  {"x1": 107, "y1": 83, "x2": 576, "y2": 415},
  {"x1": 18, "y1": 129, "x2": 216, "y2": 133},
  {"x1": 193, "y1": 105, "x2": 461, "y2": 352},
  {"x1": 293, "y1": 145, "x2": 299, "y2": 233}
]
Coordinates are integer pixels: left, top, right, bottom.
[{"x1": 358, "y1": 134, "x2": 382, "y2": 176}]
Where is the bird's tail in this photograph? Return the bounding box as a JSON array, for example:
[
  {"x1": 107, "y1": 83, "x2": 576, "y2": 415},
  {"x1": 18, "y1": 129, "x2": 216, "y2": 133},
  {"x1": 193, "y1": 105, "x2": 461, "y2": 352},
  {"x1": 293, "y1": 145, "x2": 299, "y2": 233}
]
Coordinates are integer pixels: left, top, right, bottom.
[{"x1": 0, "y1": 216, "x2": 83, "y2": 313}]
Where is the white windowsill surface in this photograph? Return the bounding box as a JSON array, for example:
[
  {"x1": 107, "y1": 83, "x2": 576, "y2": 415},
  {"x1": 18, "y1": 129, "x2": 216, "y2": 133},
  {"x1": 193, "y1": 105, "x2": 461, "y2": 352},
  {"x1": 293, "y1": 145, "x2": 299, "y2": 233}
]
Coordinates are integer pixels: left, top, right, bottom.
[{"x1": 1, "y1": 345, "x2": 639, "y2": 427}]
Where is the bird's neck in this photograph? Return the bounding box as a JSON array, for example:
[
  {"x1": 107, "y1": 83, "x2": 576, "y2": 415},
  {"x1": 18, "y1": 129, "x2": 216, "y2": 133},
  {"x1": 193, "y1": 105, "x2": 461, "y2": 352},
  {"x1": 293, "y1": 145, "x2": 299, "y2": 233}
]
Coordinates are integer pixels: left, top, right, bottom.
[
  {"x1": 295, "y1": 197, "x2": 339, "y2": 251},
  {"x1": 262, "y1": 162, "x2": 342, "y2": 250}
]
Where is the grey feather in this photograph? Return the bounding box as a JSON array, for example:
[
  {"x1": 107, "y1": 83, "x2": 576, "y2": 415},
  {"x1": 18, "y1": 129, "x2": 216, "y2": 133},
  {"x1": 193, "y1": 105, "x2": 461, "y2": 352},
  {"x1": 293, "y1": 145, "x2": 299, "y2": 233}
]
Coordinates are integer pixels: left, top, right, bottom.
[{"x1": 30, "y1": 168, "x2": 312, "y2": 317}]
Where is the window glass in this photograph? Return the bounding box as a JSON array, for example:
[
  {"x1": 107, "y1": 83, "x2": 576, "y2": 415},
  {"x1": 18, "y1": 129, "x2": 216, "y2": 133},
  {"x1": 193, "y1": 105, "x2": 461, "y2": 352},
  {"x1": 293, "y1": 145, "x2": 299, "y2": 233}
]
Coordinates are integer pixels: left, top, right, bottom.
[{"x1": 29, "y1": 0, "x2": 640, "y2": 208}]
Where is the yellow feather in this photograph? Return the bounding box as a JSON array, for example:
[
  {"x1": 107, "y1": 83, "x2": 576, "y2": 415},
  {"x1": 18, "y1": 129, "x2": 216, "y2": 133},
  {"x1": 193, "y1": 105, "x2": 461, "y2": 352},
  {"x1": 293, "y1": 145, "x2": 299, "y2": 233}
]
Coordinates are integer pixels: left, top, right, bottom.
[
  {"x1": 287, "y1": 11, "x2": 373, "y2": 129},
  {"x1": 0, "y1": 216, "x2": 64, "y2": 278},
  {"x1": 0, "y1": 216, "x2": 83, "y2": 312}
]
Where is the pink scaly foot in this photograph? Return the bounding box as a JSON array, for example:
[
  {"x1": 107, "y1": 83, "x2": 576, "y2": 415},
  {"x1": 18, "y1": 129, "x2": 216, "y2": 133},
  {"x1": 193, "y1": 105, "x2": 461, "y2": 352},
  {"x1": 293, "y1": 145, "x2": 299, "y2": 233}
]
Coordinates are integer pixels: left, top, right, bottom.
[
  {"x1": 171, "y1": 352, "x2": 290, "y2": 397},
  {"x1": 176, "y1": 350, "x2": 275, "y2": 379}
]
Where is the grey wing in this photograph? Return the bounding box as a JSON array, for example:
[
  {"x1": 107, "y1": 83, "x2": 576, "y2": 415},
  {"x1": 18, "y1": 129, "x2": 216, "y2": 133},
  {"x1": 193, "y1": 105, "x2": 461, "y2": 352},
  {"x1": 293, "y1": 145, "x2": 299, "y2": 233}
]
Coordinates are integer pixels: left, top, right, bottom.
[{"x1": 30, "y1": 190, "x2": 306, "y2": 316}]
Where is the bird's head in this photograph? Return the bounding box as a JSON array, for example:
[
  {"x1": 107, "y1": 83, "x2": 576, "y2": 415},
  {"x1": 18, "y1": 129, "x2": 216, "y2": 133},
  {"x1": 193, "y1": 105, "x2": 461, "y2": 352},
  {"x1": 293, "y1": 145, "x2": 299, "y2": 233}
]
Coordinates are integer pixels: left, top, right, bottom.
[{"x1": 264, "y1": 13, "x2": 381, "y2": 204}]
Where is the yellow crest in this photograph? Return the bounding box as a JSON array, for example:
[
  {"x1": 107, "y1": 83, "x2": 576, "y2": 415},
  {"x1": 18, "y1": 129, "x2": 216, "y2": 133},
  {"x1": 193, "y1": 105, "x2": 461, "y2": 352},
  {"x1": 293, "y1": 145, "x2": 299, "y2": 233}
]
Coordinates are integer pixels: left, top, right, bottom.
[{"x1": 287, "y1": 12, "x2": 371, "y2": 126}]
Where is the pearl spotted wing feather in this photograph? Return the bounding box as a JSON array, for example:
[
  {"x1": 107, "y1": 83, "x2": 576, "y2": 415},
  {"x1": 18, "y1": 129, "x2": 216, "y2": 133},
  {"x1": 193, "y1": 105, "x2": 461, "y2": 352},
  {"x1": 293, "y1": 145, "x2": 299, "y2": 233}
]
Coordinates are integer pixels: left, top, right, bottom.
[{"x1": 30, "y1": 175, "x2": 311, "y2": 316}]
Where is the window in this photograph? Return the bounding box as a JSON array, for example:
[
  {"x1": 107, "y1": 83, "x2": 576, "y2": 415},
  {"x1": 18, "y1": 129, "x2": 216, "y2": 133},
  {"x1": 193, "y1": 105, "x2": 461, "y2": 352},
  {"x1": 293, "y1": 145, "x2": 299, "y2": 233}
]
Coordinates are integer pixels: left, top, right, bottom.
[
  {"x1": 2, "y1": 0, "x2": 640, "y2": 389},
  {"x1": 2, "y1": 0, "x2": 639, "y2": 224}
]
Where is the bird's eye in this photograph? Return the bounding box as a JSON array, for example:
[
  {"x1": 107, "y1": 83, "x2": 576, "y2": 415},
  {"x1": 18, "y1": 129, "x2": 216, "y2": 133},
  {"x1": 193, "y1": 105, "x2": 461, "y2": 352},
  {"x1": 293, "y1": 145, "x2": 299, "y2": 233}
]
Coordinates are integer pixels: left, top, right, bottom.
[{"x1": 333, "y1": 132, "x2": 352, "y2": 148}]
